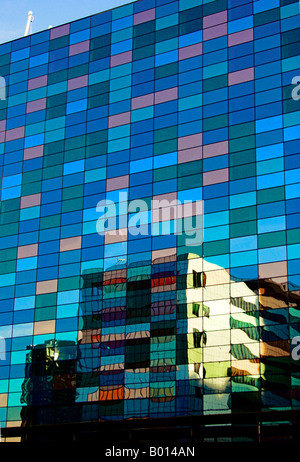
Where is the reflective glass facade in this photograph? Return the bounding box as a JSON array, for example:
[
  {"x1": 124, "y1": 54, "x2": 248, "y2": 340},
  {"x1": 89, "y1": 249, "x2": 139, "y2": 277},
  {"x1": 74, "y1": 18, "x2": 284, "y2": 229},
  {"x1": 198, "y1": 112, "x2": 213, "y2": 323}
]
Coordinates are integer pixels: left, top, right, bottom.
[{"x1": 0, "y1": 0, "x2": 300, "y2": 438}]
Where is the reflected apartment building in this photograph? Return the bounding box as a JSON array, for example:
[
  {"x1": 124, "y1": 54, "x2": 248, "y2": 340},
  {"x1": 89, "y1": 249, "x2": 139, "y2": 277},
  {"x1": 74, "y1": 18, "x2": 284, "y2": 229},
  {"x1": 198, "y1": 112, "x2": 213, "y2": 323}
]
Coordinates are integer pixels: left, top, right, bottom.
[
  {"x1": 0, "y1": 0, "x2": 300, "y2": 443},
  {"x1": 71, "y1": 255, "x2": 300, "y2": 419},
  {"x1": 20, "y1": 253, "x2": 300, "y2": 430}
]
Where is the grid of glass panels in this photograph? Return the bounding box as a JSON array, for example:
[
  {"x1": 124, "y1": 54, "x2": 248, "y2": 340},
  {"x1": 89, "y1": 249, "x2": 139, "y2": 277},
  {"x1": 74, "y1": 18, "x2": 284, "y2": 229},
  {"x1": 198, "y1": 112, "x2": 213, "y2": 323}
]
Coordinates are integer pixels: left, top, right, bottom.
[{"x1": 0, "y1": 0, "x2": 299, "y2": 428}]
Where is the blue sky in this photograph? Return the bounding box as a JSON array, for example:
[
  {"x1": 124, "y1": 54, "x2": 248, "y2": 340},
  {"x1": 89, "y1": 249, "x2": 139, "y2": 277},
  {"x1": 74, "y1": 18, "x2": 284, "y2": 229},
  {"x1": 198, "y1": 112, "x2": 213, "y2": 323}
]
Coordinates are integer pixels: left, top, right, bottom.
[{"x1": 0, "y1": 0, "x2": 137, "y2": 44}]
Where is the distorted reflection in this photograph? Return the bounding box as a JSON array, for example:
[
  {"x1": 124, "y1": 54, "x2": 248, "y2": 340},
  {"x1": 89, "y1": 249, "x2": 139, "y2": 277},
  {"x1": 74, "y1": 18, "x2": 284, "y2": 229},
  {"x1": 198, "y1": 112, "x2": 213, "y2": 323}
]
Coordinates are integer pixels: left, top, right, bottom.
[{"x1": 20, "y1": 253, "x2": 300, "y2": 424}]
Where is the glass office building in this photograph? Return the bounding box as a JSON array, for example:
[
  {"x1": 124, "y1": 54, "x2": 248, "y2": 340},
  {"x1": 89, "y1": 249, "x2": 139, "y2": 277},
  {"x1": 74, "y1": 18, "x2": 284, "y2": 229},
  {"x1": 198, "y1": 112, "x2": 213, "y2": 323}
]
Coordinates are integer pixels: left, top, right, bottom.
[{"x1": 0, "y1": 0, "x2": 300, "y2": 442}]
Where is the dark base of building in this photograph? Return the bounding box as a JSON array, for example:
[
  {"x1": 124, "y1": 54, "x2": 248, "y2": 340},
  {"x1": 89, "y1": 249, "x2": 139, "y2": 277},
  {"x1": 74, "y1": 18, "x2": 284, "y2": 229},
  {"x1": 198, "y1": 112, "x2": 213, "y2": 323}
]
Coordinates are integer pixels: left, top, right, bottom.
[{"x1": 2, "y1": 410, "x2": 300, "y2": 443}]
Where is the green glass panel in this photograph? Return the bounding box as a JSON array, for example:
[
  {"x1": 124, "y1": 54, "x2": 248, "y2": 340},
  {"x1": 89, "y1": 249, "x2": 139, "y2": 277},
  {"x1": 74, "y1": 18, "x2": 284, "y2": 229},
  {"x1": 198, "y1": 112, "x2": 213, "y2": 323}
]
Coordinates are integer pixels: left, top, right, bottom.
[
  {"x1": 230, "y1": 221, "x2": 257, "y2": 238},
  {"x1": 88, "y1": 81, "x2": 110, "y2": 97},
  {"x1": 34, "y1": 306, "x2": 57, "y2": 321},
  {"x1": 0, "y1": 261, "x2": 16, "y2": 274},
  {"x1": 49, "y1": 36, "x2": 69, "y2": 51},
  {"x1": 154, "y1": 126, "x2": 177, "y2": 143},
  {"x1": 65, "y1": 135, "x2": 86, "y2": 151},
  {"x1": 62, "y1": 198, "x2": 83, "y2": 213},
  {"x1": 230, "y1": 206, "x2": 257, "y2": 223},
  {"x1": 43, "y1": 165, "x2": 63, "y2": 180},
  {"x1": 68, "y1": 64, "x2": 89, "y2": 79},
  {"x1": 90, "y1": 34, "x2": 111, "y2": 50},
  {"x1": 58, "y1": 277, "x2": 80, "y2": 291},
  {"x1": 203, "y1": 74, "x2": 227, "y2": 92},
  {"x1": 230, "y1": 149, "x2": 256, "y2": 167},
  {"x1": 153, "y1": 165, "x2": 177, "y2": 182},
  {"x1": 133, "y1": 44, "x2": 155, "y2": 61},
  {"x1": 62, "y1": 185, "x2": 84, "y2": 200},
  {"x1": 0, "y1": 248, "x2": 17, "y2": 261},
  {"x1": 21, "y1": 182, "x2": 42, "y2": 196},
  {"x1": 86, "y1": 131, "x2": 107, "y2": 146},
  {"x1": 257, "y1": 186, "x2": 285, "y2": 204},
  {"x1": 133, "y1": 21, "x2": 155, "y2": 38},
  {"x1": 156, "y1": 25, "x2": 179, "y2": 42},
  {"x1": 229, "y1": 122, "x2": 255, "y2": 139},
  {"x1": 133, "y1": 32, "x2": 155, "y2": 48},
  {"x1": 229, "y1": 136, "x2": 255, "y2": 152},
  {"x1": 203, "y1": 239, "x2": 229, "y2": 256},
  {"x1": 0, "y1": 199, "x2": 20, "y2": 213},
  {"x1": 64, "y1": 147, "x2": 85, "y2": 163},
  {"x1": 0, "y1": 223, "x2": 19, "y2": 238},
  {"x1": 178, "y1": 173, "x2": 201, "y2": 190},
  {"x1": 154, "y1": 138, "x2": 177, "y2": 156},
  {"x1": 178, "y1": 160, "x2": 202, "y2": 177},
  {"x1": 47, "y1": 93, "x2": 67, "y2": 108},
  {"x1": 46, "y1": 105, "x2": 66, "y2": 120},
  {"x1": 254, "y1": 8, "x2": 280, "y2": 27},
  {"x1": 203, "y1": 114, "x2": 228, "y2": 131},
  {"x1": 44, "y1": 140, "x2": 64, "y2": 155},
  {"x1": 40, "y1": 215, "x2": 61, "y2": 230},
  {"x1": 287, "y1": 229, "x2": 300, "y2": 245},
  {"x1": 0, "y1": 210, "x2": 19, "y2": 225},
  {"x1": 258, "y1": 231, "x2": 286, "y2": 248},
  {"x1": 90, "y1": 46, "x2": 111, "y2": 61},
  {"x1": 43, "y1": 153, "x2": 64, "y2": 168},
  {"x1": 230, "y1": 163, "x2": 256, "y2": 180},
  {"x1": 35, "y1": 293, "x2": 57, "y2": 308}
]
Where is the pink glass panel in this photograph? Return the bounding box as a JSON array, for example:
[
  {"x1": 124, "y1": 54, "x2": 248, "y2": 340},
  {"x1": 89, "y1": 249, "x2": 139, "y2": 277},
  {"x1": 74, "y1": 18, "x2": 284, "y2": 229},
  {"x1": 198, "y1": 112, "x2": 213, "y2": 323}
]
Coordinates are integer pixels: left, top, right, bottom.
[
  {"x1": 134, "y1": 8, "x2": 156, "y2": 25},
  {"x1": 178, "y1": 133, "x2": 202, "y2": 151},
  {"x1": 50, "y1": 24, "x2": 70, "y2": 40},
  {"x1": 110, "y1": 51, "x2": 132, "y2": 67},
  {"x1": 229, "y1": 67, "x2": 254, "y2": 86},
  {"x1": 69, "y1": 40, "x2": 90, "y2": 56}
]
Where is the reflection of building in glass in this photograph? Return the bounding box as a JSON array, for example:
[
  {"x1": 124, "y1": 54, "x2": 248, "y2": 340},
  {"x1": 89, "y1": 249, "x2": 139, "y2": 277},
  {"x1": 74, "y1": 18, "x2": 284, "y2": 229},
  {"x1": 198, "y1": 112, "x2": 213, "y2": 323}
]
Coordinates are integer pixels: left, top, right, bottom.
[
  {"x1": 0, "y1": 76, "x2": 6, "y2": 100},
  {"x1": 0, "y1": 0, "x2": 299, "y2": 441},
  {"x1": 17, "y1": 254, "x2": 300, "y2": 427},
  {"x1": 21, "y1": 340, "x2": 77, "y2": 426},
  {"x1": 77, "y1": 254, "x2": 263, "y2": 420},
  {"x1": 16, "y1": 253, "x2": 300, "y2": 429}
]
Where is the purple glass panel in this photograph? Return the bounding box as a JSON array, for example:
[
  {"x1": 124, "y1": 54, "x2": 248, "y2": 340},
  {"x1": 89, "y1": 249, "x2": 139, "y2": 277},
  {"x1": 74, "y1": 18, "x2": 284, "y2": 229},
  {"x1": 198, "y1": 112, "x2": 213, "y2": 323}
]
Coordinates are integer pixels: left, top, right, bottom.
[
  {"x1": 178, "y1": 133, "x2": 202, "y2": 151},
  {"x1": 155, "y1": 87, "x2": 178, "y2": 104},
  {"x1": 203, "y1": 168, "x2": 229, "y2": 186},
  {"x1": 179, "y1": 43, "x2": 202, "y2": 61},
  {"x1": 228, "y1": 28, "x2": 254, "y2": 47},
  {"x1": 50, "y1": 24, "x2": 70, "y2": 40},
  {"x1": 26, "y1": 98, "x2": 47, "y2": 114},
  {"x1": 23, "y1": 145, "x2": 44, "y2": 160},
  {"x1": 110, "y1": 50, "x2": 132, "y2": 67},
  {"x1": 108, "y1": 112, "x2": 131, "y2": 128},
  {"x1": 228, "y1": 67, "x2": 254, "y2": 86},
  {"x1": 69, "y1": 40, "x2": 90, "y2": 56},
  {"x1": 133, "y1": 8, "x2": 156, "y2": 25},
  {"x1": 67, "y1": 75, "x2": 88, "y2": 91},
  {"x1": 28, "y1": 75, "x2": 47, "y2": 91},
  {"x1": 203, "y1": 23, "x2": 227, "y2": 41},
  {"x1": 203, "y1": 140, "x2": 228, "y2": 158},
  {"x1": 5, "y1": 126, "x2": 24, "y2": 142},
  {"x1": 131, "y1": 93, "x2": 154, "y2": 110},
  {"x1": 203, "y1": 10, "x2": 227, "y2": 28}
]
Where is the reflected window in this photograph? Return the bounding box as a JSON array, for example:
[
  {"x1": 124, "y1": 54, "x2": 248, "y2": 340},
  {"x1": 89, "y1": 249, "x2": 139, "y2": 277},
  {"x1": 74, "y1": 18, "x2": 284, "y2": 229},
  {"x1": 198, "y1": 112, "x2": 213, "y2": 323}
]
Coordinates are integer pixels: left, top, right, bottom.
[
  {"x1": 203, "y1": 304, "x2": 210, "y2": 318},
  {"x1": 193, "y1": 329, "x2": 206, "y2": 348},
  {"x1": 230, "y1": 297, "x2": 257, "y2": 313},
  {"x1": 193, "y1": 271, "x2": 206, "y2": 288},
  {"x1": 192, "y1": 303, "x2": 200, "y2": 316},
  {"x1": 92, "y1": 282, "x2": 102, "y2": 296},
  {"x1": 192, "y1": 303, "x2": 210, "y2": 317}
]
